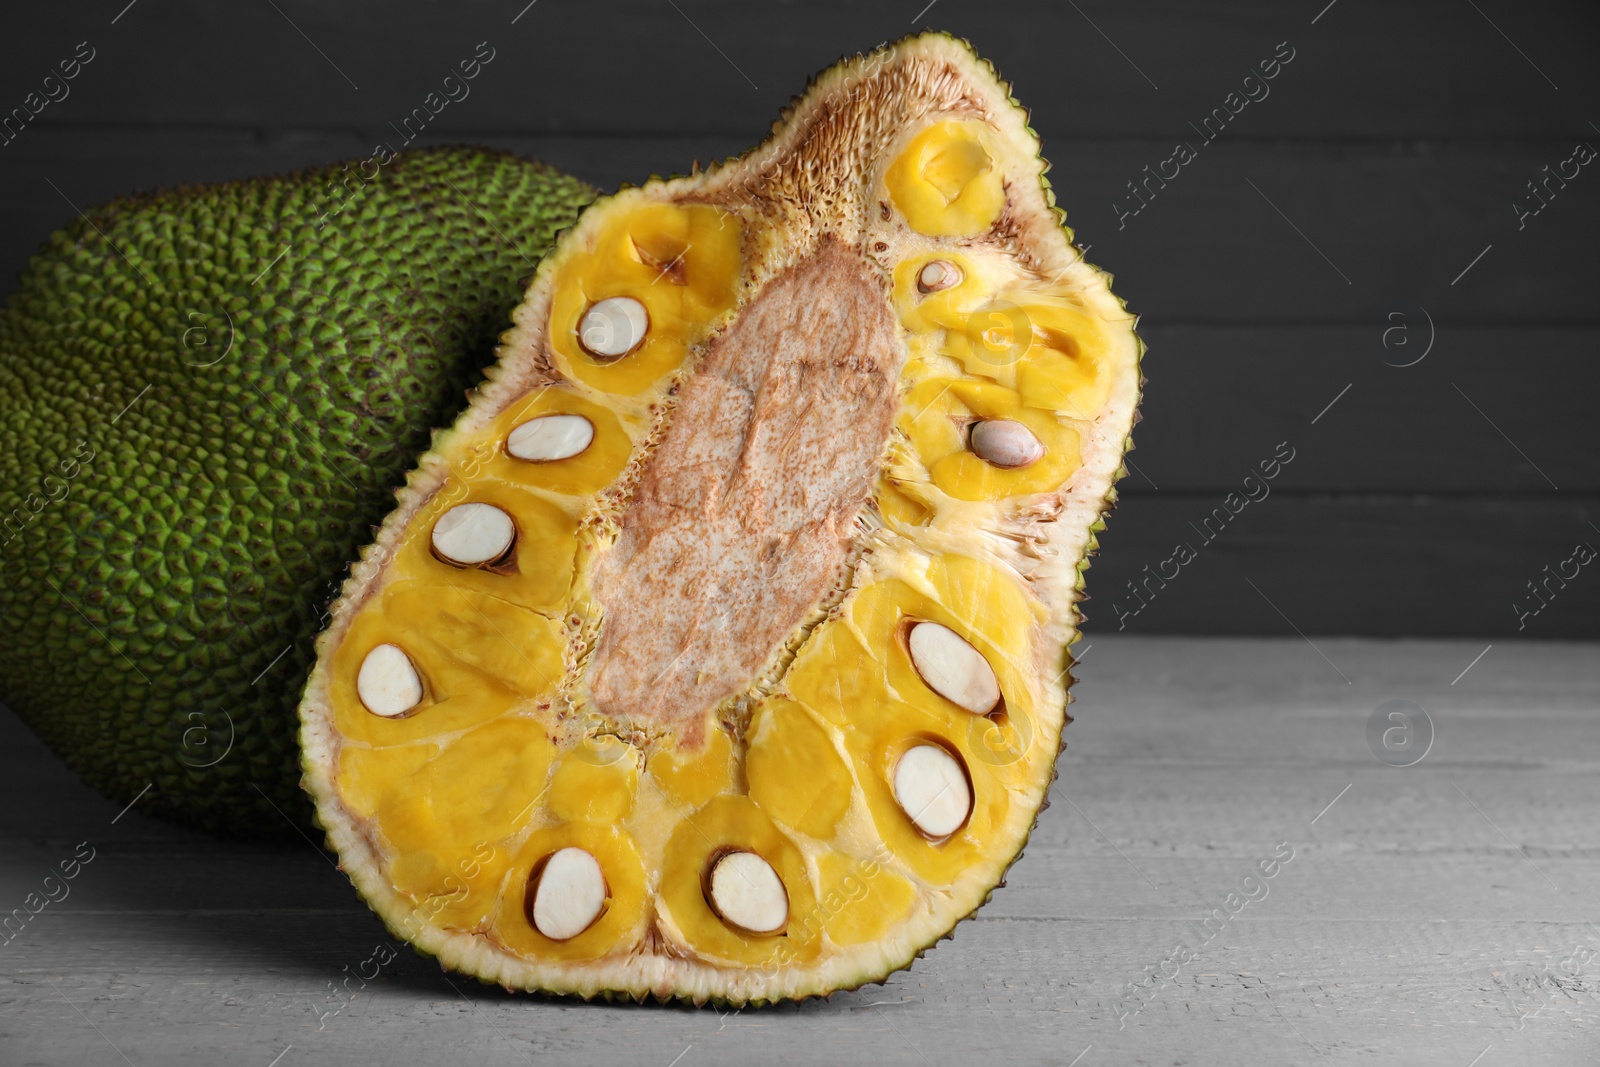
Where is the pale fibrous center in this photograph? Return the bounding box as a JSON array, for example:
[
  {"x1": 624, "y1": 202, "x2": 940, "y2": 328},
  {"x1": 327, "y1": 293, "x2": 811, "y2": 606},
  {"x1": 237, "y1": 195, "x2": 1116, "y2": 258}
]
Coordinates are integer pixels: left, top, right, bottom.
[{"x1": 586, "y1": 239, "x2": 902, "y2": 741}]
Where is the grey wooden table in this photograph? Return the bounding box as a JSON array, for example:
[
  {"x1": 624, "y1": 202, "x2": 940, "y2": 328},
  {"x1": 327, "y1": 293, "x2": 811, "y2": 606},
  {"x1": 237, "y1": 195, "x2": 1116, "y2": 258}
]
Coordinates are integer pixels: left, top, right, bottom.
[{"x1": 2, "y1": 636, "x2": 1595, "y2": 1065}]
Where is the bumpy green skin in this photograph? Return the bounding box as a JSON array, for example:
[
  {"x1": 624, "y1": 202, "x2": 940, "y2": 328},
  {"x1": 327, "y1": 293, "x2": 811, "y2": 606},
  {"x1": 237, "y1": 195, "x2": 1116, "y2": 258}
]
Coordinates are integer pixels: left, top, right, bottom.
[{"x1": 0, "y1": 146, "x2": 593, "y2": 834}]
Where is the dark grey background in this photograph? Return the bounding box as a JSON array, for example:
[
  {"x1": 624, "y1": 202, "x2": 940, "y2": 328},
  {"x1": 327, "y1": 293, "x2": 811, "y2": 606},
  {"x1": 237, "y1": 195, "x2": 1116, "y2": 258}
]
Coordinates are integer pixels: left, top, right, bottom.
[{"x1": 2, "y1": 0, "x2": 1596, "y2": 637}]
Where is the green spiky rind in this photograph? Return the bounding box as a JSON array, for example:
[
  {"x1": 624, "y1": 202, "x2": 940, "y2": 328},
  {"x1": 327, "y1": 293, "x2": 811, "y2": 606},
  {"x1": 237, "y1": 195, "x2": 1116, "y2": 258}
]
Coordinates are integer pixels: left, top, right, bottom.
[{"x1": 0, "y1": 147, "x2": 593, "y2": 834}]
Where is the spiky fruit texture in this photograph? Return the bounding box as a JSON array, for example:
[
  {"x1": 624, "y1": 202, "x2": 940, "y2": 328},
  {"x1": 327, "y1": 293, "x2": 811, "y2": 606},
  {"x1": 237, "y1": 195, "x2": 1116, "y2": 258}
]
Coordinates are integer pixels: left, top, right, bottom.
[
  {"x1": 0, "y1": 147, "x2": 593, "y2": 832},
  {"x1": 301, "y1": 34, "x2": 1143, "y2": 1004}
]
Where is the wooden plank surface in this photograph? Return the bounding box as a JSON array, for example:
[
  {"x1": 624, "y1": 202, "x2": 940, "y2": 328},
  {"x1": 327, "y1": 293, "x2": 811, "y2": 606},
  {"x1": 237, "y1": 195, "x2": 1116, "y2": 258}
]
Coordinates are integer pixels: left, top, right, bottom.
[{"x1": 2, "y1": 637, "x2": 1597, "y2": 1065}]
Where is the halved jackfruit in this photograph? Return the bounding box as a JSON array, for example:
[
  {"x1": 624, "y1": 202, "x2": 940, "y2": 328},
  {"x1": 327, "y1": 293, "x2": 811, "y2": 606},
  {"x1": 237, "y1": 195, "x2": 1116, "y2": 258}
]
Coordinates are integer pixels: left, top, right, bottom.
[{"x1": 299, "y1": 32, "x2": 1142, "y2": 1005}]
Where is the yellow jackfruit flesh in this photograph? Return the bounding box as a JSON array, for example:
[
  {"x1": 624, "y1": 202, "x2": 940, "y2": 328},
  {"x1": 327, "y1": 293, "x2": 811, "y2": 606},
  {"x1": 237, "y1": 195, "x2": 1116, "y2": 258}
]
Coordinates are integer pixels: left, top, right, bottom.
[{"x1": 300, "y1": 33, "x2": 1142, "y2": 1005}]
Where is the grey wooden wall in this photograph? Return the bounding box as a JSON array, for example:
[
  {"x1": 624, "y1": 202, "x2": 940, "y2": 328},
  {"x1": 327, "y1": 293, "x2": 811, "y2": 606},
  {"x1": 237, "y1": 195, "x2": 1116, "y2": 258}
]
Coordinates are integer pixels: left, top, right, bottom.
[{"x1": 2, "y1": 0, "x2": 1596, "y2": 637}]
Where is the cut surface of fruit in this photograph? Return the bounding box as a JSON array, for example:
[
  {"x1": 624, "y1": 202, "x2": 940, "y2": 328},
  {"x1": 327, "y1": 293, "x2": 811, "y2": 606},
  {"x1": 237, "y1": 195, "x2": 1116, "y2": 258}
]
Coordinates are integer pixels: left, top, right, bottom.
[{"x1": 300, "y1": 32, "x2": 1142, "y2": 1005}]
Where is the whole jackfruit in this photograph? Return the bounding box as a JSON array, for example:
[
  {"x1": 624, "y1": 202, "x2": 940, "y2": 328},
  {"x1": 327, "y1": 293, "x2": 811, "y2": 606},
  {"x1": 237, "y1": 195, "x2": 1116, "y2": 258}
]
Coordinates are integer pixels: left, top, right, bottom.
[
  {"x1": 0, "y1": 146, "x2": 593, "y2": 833},
  {"x1": 301, "y1": 34, "x2": 1143, "y2": 1003}
]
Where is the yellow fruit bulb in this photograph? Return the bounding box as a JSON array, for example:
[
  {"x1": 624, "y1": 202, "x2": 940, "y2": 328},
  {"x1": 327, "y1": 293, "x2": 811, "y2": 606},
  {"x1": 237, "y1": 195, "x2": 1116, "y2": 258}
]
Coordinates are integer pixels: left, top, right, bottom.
[
  {"x1": 657, "y1": 796, "x2": 822, "y2": 967},
  {"x1": 547, "y1": 200, "x2": 744, "y2": 395},
  {"x1": 747, "y1": 697, "x2": 854, "y2": 839},
  {"x1": 374, "y1": 718, "x2": 556, "y2": 929},
  {"x1": 392, "y1": 475, "x2": 580, "y2": 614},
  {"x1": 329, "y1": 606, "x2": 531, "y2": 746},
  {"x1": 483, "y1": 386, "x2": 635, "y2": 497},
  {"x1": 496, "y1": 823, "x2": 650, "y2": 962},
  {"x1": 873, "y1": 475, "x2": 933, "y2": 530},
  {"x1": 902, "y1": 378, "x2": 1082, "y2": 501},
  {"x1": 548, "y1": 736, "x2": 640, "y2": 824},
  {"x1": 337, "y1": 741, "x2": 439, "y2": 819},
  {"x1": 845, "y1": 718, "x2": 1011, "y2": 886},
  {"x1": 813, "y1": 850, "x2": 919, "y2": 947},
  {"x1": 645, "y1": 718, "x2": 738, "y2": 811},
  {"x1": 892, "y1": 252, "x2": 991, "y2": 334},
  {"x1": 886, "y1": 120, "x2": 1007, "y2": 237},
  {"x1": 383, "y1": 582, "x2": 565, "y2": 700},
  {"x1": 943, "y1": 295, "x2": 1116, "y2": 421}
]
